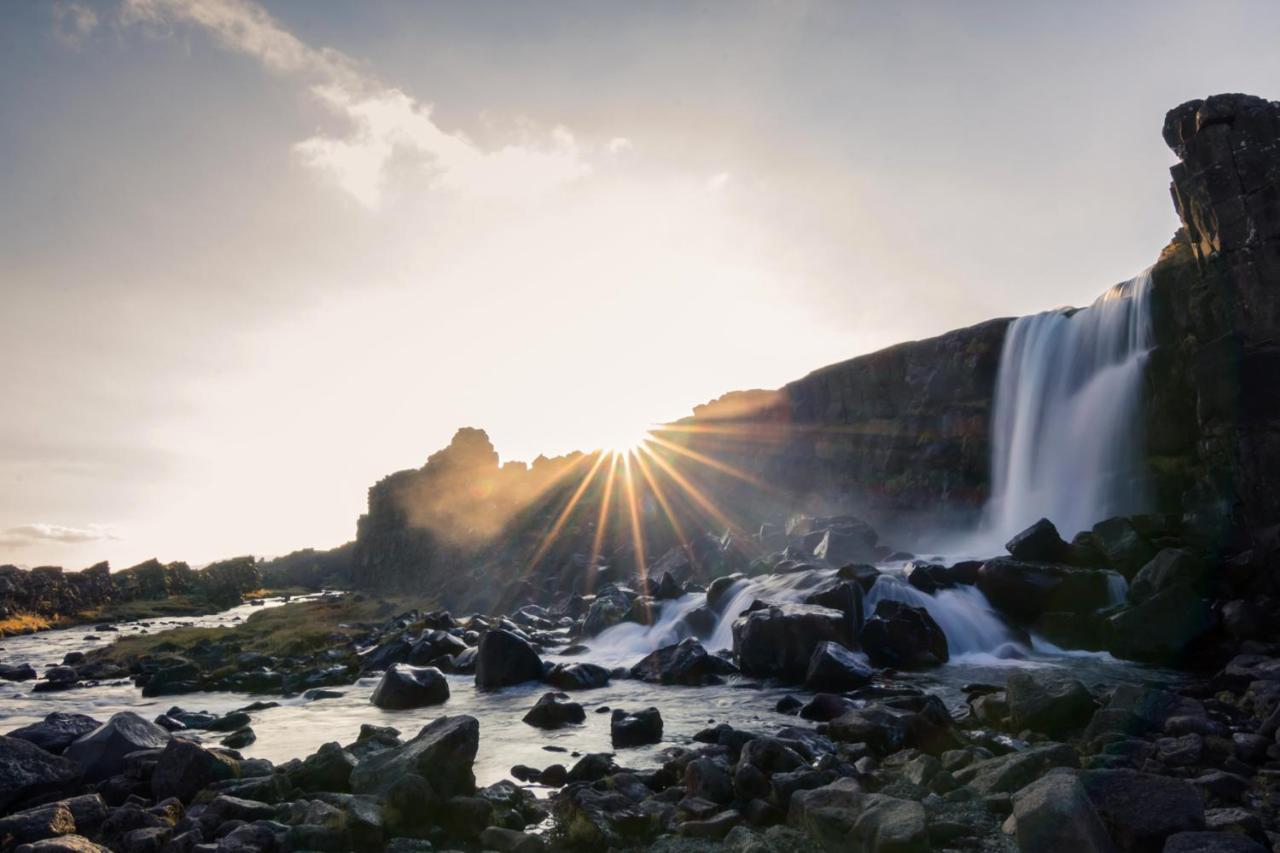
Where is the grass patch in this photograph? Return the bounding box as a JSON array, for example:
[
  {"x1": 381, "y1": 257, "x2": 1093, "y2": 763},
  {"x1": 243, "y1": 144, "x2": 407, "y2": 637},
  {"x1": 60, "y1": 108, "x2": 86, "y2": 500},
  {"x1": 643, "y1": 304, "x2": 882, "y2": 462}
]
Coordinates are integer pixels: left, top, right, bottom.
[
  {"x1": 78, "y1": 595, "x2": 220, "y2": 624},
  {"x1": 89, "y1": 593, "x2": 434, "y2": 663},
  {"x1": 0, "y1": 612, "x2": 63, "y2": 637}
]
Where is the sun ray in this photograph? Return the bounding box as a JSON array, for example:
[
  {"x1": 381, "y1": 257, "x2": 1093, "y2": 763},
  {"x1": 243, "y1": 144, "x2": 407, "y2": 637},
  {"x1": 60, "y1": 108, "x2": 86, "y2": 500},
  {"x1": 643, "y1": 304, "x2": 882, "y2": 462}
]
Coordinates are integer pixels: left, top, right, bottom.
[
  {"x1": 525, "y1": 450, "x2": 608, "y2": 573},
  {"x1": 585, "y1": 453, "x2": 620, "y2": 591},
  {"x1": 632, "y1": 448, "x2": 689, "y2": 550},
  {"x1": 637, "y1": 443, "x2": 751, "y2": 544},
  {"x1": 645, "y1": 432, "x2": 775, "y2": 492},
  {"x1": 621, "y1": 452, "x2": 648, "y2": 582}
]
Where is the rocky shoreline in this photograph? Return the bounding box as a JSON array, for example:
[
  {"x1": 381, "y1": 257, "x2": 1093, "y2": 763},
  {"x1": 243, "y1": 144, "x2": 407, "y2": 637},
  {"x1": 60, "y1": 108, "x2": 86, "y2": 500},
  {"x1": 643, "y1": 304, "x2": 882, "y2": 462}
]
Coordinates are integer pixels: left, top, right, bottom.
[{"x1": 0, "y1": 506, "x2": 1276, "y2": 852}]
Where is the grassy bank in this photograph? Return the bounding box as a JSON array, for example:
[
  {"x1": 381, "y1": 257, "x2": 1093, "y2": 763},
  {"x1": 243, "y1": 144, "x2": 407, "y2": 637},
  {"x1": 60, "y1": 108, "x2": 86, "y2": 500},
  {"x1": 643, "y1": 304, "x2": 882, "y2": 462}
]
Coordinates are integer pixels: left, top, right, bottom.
[
  {"x1": 89, "y1": 592, "x2": 431, "y2": 664},
  {"x1": 0, "y1": 613, "x2": 64, "y2": 637}
]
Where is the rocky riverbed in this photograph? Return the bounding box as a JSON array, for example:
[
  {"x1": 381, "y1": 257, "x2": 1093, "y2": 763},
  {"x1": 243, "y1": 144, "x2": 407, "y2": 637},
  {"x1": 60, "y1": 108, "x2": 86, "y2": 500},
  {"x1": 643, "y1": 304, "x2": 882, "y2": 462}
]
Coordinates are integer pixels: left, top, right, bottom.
[{"x1": 0, "y1": 510, "x2": 1277, "y2": 853}]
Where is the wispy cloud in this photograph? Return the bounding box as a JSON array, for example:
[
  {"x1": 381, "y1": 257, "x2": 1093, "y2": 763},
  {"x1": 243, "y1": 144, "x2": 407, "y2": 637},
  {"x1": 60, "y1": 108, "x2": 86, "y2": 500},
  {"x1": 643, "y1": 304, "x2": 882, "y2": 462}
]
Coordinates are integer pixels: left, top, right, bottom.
[
  {"x1": 53, "y1": 1, "x2": 100, "y2": 48},
  {"x1": 122, "y1": 0, "x2": 592, "y2": 209},
  {"x1": 0, "y1": 523, "x2": 122, "y2": 548}
]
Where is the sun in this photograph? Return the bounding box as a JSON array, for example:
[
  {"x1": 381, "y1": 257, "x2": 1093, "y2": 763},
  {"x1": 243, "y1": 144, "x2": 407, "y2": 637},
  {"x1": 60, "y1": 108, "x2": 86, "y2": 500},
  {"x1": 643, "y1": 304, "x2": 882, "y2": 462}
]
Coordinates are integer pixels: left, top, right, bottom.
[{"x1": 597, "y1": 425, "x2": 654, "y2": 457}]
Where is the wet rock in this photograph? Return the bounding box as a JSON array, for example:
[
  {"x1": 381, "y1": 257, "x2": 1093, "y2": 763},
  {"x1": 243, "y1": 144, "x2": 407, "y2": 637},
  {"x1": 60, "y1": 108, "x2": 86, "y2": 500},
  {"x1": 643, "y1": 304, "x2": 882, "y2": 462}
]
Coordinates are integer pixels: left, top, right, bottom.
[
  {"x1": 151, "y1": 739, "x2": 239, "y2": 802},
  {"x1": 1220, "y1": 600, "x2": 1266, "y2": 640},
  {"x1": 63, "y1": 712, "x2": 171, "y2": 782},
  {"x1": 0, "y1": 663, "x2": 37, "y2": 681},
  {"x1": 523, "y1": 692, "x2": 585, "y2": 729},
  {"x1": 0, "y1": 735, "x2": 83, "y2": 811},
  {"x1": 287, "y1": 741, "x2": 356, "y2": 793},
  {"x1": 566, "y1": 752, "x2": 617, "y2": 783},
  {"x1": 6, "y1": 713, "x2": 101, "y2": 755},
  {"x1": 802, "y1": 579, "x2": 864, "y2": 636},
  {"x1": 544, "y1": 661, "x2": 611, "y2": 690},
  {"x1": 1090, "y1": 517, "x2": 1155, "y2": 577},
  {"x1": 1108, "y1": 585, "x2": 1214, "y2": 663},
  {"x1": 611, "y1": 707, "x2": 663, "y2": 748},
  {"x1": 475, "y1": 629, "x2": 543, "y2": 689},
  {"x1": 202, "y1": 711, "x2": 251, "y2": 733},
  {"x1": 350, "y1": 715, "x2": 478, "y2": 801},
  {"x1": 978, "y1": 558, "x2": 1115, "y2": 622},
  {"x1": 631, "y1": 638, "x2": 739, "y2": 686},
  {"x1": 860, "y1": 601, "x2": 948, "y2": 668},
  {"x1": 1012, "y1": 771, "x2": 1114, "y2": 853},
  {"x1": 1078, "y1": 769, "x2": 1204, "y2": 853},
  {"x1": 581, "y1": 589, "x2": 633, "y2": 636},
  {"x1": 1005, "y1": 670, "x2": 1097, "y2": 738},
  {"x1": 706, "y1": 575, "x2": 745, "y2": 611},
  {"x1": 370, "y1": 663, "x2": 449, "y2": 709},
  {"x1": 407, "y1": 629, "x2": 467, "y2": 665},
  {"x1": 903, "y1": 562, "x2": 954, "y2": 594},
  {"x1": 31, "y1": 666, "x2": 79, "y2": 693},
  {"x1": 804, "y1": 641, "x2": 873, "y2": 691},
  {"x1": 787, "y1": 777, "x2": 927, "y2": 853},
  {"x1": 800, "y1": 693, "x2": 856, "y2": 722},
  {"x1": 1128, "y1": 549, "x2": 1209, "y2": 604},
  {"x1": 1006, "y1": 518, "x2": 1069, "y2": 563},
  {"x1": 222, "y1": 727, "x2": 256, "y2": 749},
  {"x1": 0, "y1": 802, "x2": 76, "y2": 845},
  {"x1": 654, "y1": 571, "x2": 686, "y2": 601},
  {"x1": 732, "y1": 603, "x2": 852, "y2": 680}
]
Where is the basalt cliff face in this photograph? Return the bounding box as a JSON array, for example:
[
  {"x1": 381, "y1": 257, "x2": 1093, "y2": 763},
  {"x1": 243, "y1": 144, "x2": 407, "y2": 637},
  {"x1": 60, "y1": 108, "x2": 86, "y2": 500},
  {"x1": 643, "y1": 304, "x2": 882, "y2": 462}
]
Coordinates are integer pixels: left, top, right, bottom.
[
  {"x1": 1146, "y1": 94, "x2": 1280, "y2": 547},
  {"x1": 347, "y1": 93, "x2": 1280, "y2": 600}
]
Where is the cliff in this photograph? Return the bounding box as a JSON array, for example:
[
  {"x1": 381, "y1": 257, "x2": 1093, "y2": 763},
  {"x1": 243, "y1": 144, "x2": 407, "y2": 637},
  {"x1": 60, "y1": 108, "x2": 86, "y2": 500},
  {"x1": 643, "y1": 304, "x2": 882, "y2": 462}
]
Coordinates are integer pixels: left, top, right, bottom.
[
  {"x1": 1145, "y1": 94, "x2": 1280, "y2": 548},
  {"x1": 348, "y1": 92, "x2": 1280, "y2": 600}
]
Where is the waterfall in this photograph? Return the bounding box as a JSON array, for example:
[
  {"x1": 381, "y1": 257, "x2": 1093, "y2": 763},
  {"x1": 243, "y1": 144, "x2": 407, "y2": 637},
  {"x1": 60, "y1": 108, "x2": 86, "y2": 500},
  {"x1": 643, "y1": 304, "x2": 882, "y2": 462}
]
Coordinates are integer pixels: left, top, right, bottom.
[{"x1": 981, "y1": 269, "x2": 1155, "y2": 542}]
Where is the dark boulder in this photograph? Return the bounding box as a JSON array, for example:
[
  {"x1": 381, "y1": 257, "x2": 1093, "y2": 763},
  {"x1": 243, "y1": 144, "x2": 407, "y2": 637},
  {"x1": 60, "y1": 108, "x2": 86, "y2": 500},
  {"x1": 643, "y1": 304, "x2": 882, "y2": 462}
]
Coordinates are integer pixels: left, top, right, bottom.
[
  {"x1": 32, "y1": 666, "x2": 79, "y2": 693},
  {"x1": 522, "y1": 693, "x2": 585, "y2": 729},
  {"x1": 581, "y1": 589, "x2": 632, "y2": 636},
  {"x1": 1006, "y1": 518, "x2": 1069, "y2": 563},
  {"x1": 1108, "y1": 585, "x2": 1214, "y2": 663},
  {"x1": 150, "y1": 739, "x2": 239, "y2": 803},
  {"x1": 1005, "y1": 670, "x2": 1097, "y2": 738},
  {"x1": 802, "y1": 578, "x2": 864, "y2": 636},
  {"x1": 610, "y1": 707, "x2": 663, "y2": 748},
  {"x1": 1011, "y1": 772, "x2": 1113, "y2": 853},
  {"x1": 804, "y1": 641, "x2": 873, "y2": 691},
  {"x1": 705, "y1": 575, "x2": 745, "y2": 612},
  {"x1": 654, "y1": 571, "x2": 685, "y2": 600},
  {"x1": 1091, "y1": 517, "x2": 1156, "y2": 578},
  {"x1": 1078, "y1": 769, "x2": 1204, "y2": 853},
  {"x1": 978, "y1": 558, "x2": 1115, "y2": 622},
  {"x1": 0, "y1": 736, "x2": 82, "y2": 812},
  {"x1": 370, "y1": 664, "x2": 450, "y2": 709},
  {"x1": 0, "y1": 663, "x2": 37, "y2": 682},
  {"x1": 475, "y1": 629, "x2": 543, "y2": 689},
  {"x1": 7, "y1": 713, "x2": 102, "y2": 754},
  {"x1": 860, "y1": 600, "x2": 948, "y2": 668},
  {"x1": 732, "y1": 603, "x2": 852, "y2": 680},
  {"x1": 350, "y1": 715, "x2": 479, "y2": 801},
  {"x1": 826, "y1": 697, "x2": 960, "y2": 757},
  {"x1": 903, "y1": 562, "x2": 953, "y2": 594},
  {"x1": 0, "y1": 802, "x2": 76, "y2": 846},
  {"x1": 287, "y1": 741, "x2": 357, "y2": 793},
  {"x1": 63, "y1": 712, "x2": 170, "y2": 783},
  {"x1": 1128, "y1": 549, "x2": 1209, "y2": 604},
  {"x1": 544, "y1": 661, "x2": 610, "y2": 690},
  {"x1": 630, "y1": 638, "x2": 738, "y2": 686}
]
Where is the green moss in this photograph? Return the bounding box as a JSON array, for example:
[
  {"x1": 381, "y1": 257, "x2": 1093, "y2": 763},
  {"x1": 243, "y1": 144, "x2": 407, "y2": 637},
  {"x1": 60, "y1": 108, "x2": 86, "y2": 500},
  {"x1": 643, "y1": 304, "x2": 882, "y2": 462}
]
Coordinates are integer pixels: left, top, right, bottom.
[{"x1": 89, "y1": 593, "x2": 434, "y2": 664}]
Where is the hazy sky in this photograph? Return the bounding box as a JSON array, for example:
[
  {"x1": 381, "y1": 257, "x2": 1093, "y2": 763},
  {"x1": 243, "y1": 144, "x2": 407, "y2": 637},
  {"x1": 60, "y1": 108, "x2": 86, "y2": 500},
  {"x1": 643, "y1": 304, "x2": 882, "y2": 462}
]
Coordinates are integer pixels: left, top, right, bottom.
[{"x1": 3, "y1": 0, "x2": 1278, "y2": 569}]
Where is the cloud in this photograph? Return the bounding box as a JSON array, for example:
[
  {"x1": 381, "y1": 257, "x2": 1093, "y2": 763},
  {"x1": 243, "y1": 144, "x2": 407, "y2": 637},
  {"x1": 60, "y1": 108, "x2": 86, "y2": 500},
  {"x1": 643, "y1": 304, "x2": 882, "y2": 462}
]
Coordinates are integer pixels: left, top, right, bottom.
[
  {"x1": 122, "y1": 0, "x2": 592, "y2": 209},
  {"x1": 0, "y1": 523, "x2": 122, "y2": 548},
  {"x1": 53, "y1": 1, "x2": 100, "y2": 47}
]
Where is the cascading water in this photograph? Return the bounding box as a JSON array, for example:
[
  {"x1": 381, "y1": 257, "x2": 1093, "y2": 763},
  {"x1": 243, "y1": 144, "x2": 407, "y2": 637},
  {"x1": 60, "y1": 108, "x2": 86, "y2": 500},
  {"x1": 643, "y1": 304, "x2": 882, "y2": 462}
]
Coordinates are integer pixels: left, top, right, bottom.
[
  {"x1": 982, "y1": 269, "x2": 1155, "y2": 541},
  {"x1": 585, "y1": 565, "x2": 1027, "y2": 667}
]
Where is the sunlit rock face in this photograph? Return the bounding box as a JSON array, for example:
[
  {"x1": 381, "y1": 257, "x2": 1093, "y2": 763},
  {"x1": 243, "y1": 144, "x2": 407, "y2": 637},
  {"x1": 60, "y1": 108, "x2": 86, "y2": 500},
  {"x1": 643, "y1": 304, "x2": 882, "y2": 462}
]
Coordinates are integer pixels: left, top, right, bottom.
[
  {"x1": 348, "y1": 93, "x2": 1280, "y2": 601},
  {"x1": 1146, "y1": 93, "x2": 1280, "y2": 545}
]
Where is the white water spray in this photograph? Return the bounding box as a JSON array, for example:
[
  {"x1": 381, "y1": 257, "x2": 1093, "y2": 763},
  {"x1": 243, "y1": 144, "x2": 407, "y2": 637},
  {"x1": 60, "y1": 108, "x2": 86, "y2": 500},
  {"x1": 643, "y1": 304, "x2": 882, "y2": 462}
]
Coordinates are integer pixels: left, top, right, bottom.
[{"x1": 982, "y1": 269, "x2": 1155, "y2": 542}]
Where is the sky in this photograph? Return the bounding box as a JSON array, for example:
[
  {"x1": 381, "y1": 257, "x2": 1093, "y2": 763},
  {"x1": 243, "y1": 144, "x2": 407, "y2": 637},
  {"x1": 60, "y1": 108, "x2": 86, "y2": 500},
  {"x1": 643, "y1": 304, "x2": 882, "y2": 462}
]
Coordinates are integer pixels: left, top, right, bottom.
[{"x1": 2, "y1": 0, "x2": 1278, "y2": 569}]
